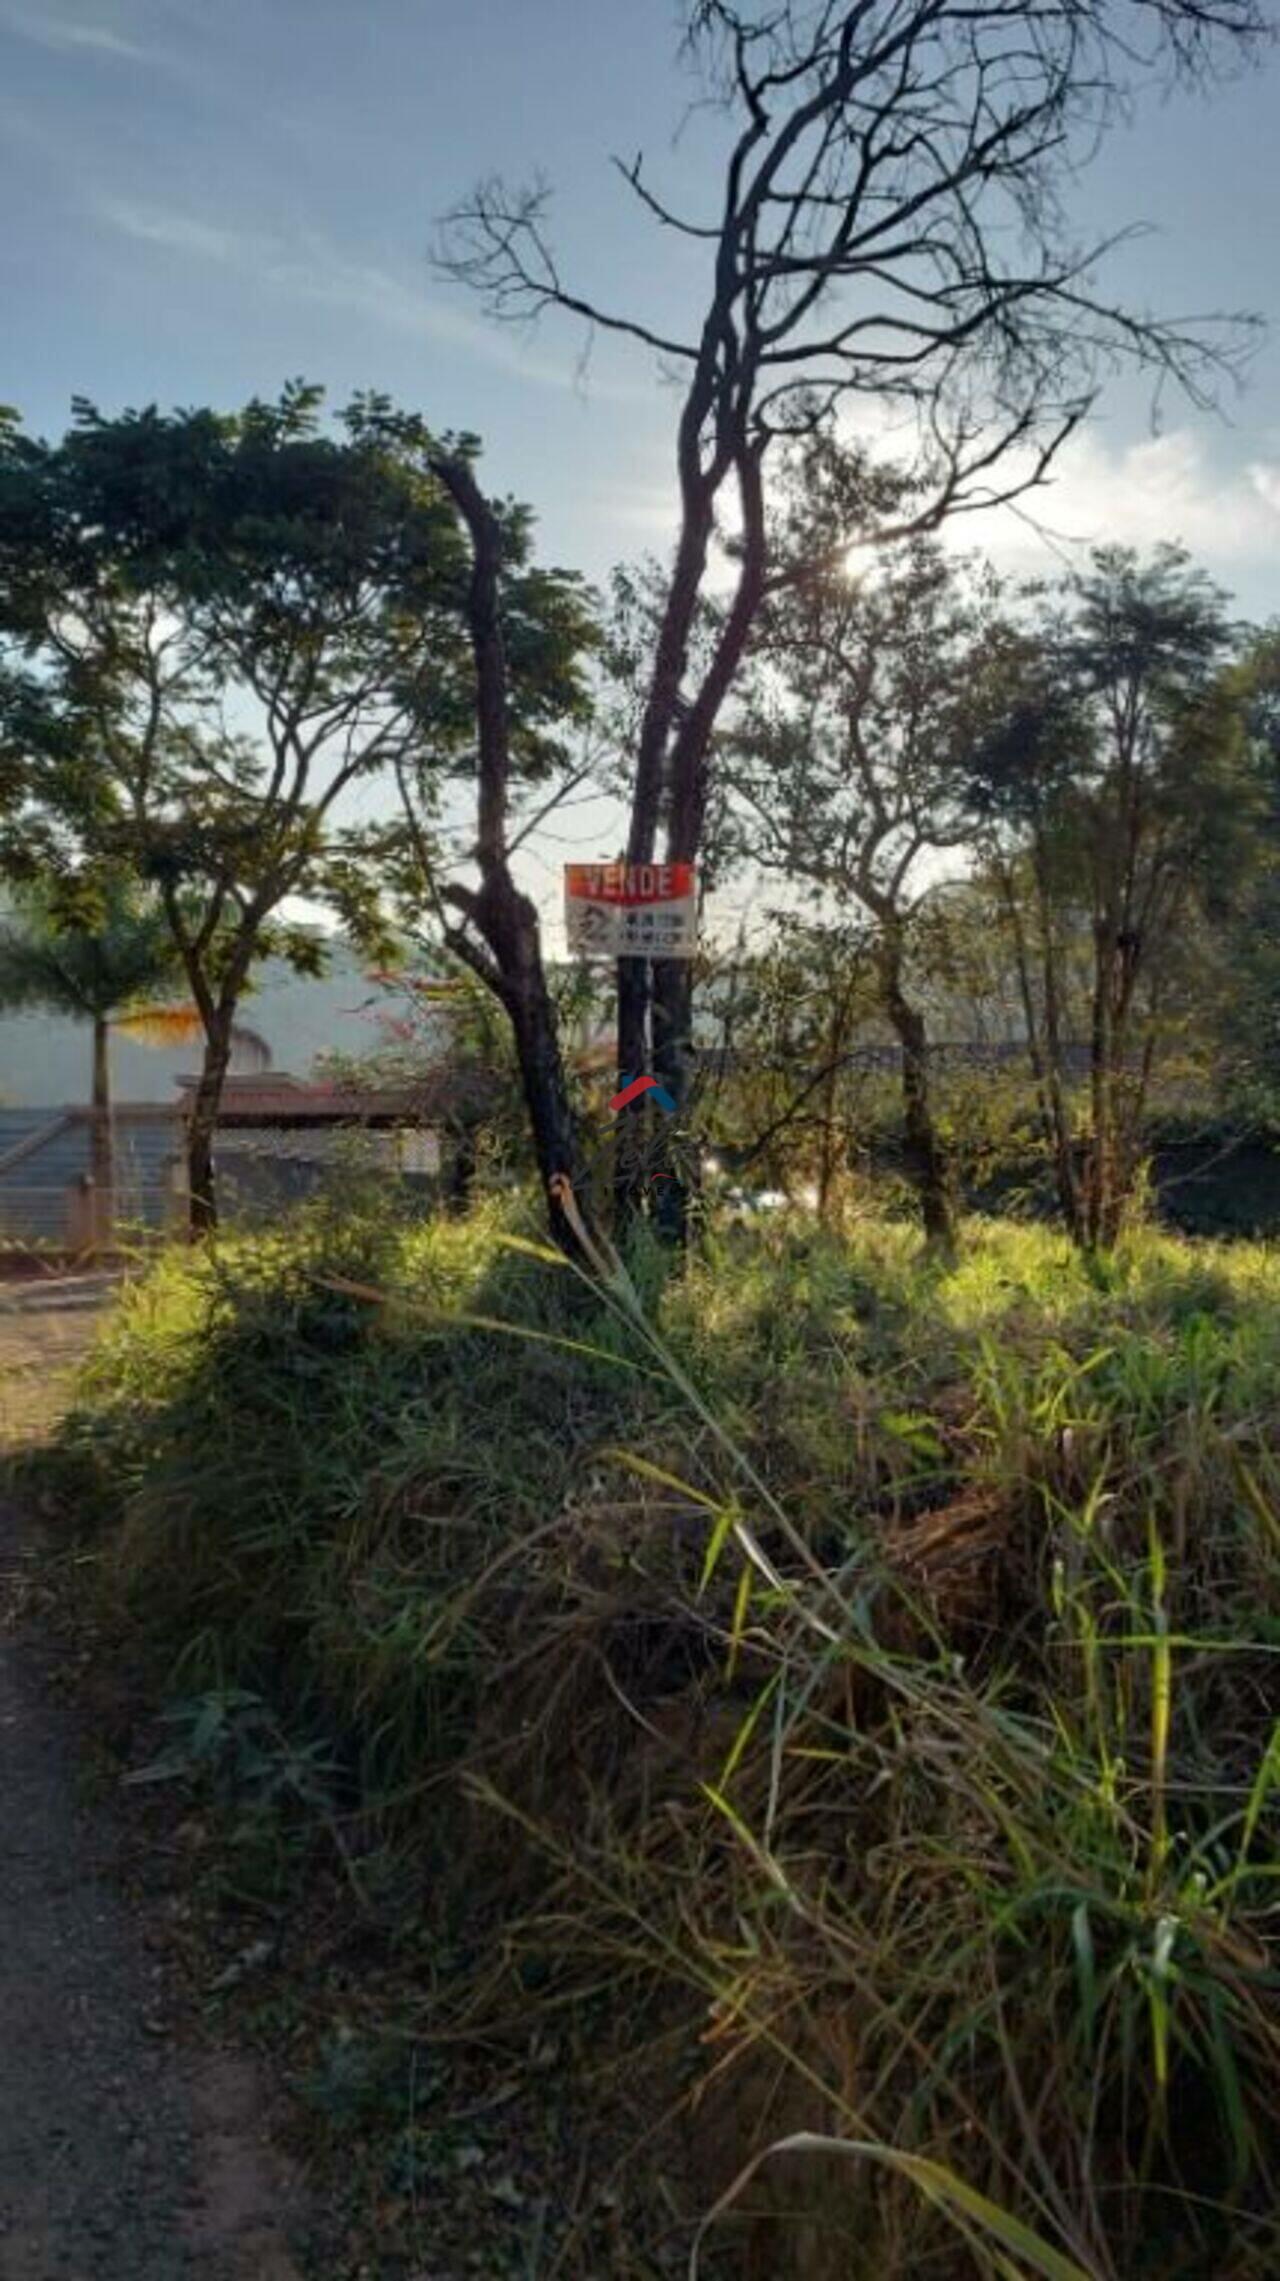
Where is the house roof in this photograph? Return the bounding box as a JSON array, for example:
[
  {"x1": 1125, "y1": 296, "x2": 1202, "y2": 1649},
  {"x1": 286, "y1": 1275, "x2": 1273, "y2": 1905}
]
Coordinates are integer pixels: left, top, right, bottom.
[
  {"x1": 66, "y1": 1103, "x2": 183, "y2": 1123},
  {"x1": 172, "y1": 1072, "x2": 441, "y2": 1125}
]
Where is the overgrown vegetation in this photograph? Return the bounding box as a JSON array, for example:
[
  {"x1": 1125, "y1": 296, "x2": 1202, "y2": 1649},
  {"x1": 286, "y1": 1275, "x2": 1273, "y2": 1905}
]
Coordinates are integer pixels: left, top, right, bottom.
[
  {"x1": 3, "y1": 7, "x2": 1278, "y2": 2274},
  {"x1": 47, "y1": 1192, "x2": 1280, "y2": 2277}
]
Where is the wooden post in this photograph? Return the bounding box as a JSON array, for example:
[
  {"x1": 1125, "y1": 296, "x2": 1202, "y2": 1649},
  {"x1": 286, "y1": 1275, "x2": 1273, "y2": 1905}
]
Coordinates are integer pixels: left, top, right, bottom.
[
  {"x1": 66, "y1": 1175, "x2": 110, "y2": 1255},
  {"x1": 165, "y1": 1153, "x2": 189, "y2": 1234}
]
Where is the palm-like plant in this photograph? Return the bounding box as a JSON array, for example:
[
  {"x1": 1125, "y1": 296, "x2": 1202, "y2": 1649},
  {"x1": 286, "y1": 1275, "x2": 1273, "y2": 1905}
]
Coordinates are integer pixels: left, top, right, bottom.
[{"x1": 0, "y1": 879, "x2": 269, "y2": 1230}]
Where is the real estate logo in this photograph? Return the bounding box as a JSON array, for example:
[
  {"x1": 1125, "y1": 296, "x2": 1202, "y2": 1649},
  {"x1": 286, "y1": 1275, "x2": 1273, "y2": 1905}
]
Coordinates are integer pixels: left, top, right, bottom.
[{"x1": 608, "y1": 1072, "x2": 676, "y2": 1115}]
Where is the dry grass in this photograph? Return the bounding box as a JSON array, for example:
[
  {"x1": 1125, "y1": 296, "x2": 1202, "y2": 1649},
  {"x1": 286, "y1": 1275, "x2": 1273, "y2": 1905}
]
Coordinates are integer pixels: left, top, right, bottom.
[{"x1": 0, "y1": 1302, "x2": 104, "y2": 1449}]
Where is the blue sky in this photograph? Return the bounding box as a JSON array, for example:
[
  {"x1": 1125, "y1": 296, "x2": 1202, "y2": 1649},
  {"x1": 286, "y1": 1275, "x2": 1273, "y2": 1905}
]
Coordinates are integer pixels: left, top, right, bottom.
[{"x1": 3, "y1": 0, "x2": 1279, "y2": 942}]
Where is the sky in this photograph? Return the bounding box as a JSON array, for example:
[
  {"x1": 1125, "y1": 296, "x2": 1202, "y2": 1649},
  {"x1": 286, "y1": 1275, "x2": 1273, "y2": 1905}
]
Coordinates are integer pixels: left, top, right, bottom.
[{"x1": 3, "y1": 0, "x2": 1280, "y2": 949}]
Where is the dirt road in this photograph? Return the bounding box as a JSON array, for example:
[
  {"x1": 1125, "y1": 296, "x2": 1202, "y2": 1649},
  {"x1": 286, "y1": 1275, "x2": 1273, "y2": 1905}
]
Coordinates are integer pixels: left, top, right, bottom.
[{"x1": 0, "y1": 1288, "x2": 311, "y2": 2279}]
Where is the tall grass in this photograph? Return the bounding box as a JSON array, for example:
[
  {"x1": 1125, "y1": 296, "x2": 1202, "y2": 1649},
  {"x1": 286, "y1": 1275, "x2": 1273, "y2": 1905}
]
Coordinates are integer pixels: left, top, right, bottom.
[{"x1": 52, "y1": 1194, "x2": 1280, "y2": 2276}]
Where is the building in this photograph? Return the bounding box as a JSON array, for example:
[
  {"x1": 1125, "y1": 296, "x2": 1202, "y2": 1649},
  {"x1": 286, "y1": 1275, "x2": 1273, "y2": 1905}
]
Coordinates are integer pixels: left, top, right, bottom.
[{"x1": 0, "y1": 939, "x2": 448, "y2": 1251}]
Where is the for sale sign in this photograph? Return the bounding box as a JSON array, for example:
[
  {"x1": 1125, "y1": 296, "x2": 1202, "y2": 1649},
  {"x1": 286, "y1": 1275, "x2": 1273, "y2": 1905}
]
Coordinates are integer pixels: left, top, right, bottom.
[{"x1": 564, "y1": 862, "x2": 697, "y2": 959}]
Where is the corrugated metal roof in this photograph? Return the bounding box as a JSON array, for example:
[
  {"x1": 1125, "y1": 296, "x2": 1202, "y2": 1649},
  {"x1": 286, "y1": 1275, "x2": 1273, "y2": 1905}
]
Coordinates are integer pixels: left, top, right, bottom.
[{"x1": 0, "y1": 1107, "x2": 182, "y2": 1241}]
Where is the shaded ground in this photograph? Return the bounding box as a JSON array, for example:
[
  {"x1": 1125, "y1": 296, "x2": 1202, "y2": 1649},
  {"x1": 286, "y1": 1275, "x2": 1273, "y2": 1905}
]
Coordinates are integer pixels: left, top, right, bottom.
[
  {"x1": 0, "y1": 1282, "x2": 313, "y2": 2280},
  {"x1": 0, "y1": 1286, "x2": 715, "y2": 2281}
]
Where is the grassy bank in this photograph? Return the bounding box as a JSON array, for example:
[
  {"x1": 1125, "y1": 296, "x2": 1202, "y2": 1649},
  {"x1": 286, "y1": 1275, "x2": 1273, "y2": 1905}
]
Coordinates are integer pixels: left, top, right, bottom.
[{"x1": 44, "y1": 1195, "x2": 1280, "y2": 2278}]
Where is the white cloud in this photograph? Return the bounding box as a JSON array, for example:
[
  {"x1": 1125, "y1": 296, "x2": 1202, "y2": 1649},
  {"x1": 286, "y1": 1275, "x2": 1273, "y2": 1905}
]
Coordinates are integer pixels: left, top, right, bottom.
[
  {"x1": 823, "y1": 393, "x2": 1280, "y2": 596},
  {"x1": 93, "y1": 196, "x2": 654, "y2": 402},
  {"x1": 96, "y1": 196, "x2": 241, "y2": 263},
  {"x1": 592, "y1": 477, "x2": 676, "y2": 538},
  {"x1": 274, "y1": 246, "x2": 592, "y2": 392},
  {"x1": 951, "y1": 427, "x2": 1280, "y2": 581},
  {"x1": 1248, "y1": 461, "x2": 1280, "y2": 518},
  {"x1": 2, "y1": 10, "x2": 151, "y2": 60}
]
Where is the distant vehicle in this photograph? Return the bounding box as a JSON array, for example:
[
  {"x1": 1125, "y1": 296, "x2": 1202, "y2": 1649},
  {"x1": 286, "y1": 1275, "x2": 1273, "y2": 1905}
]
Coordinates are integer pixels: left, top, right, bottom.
[{"x1": 722, "y1": 1184, "x2": 789, "y2": 1216}]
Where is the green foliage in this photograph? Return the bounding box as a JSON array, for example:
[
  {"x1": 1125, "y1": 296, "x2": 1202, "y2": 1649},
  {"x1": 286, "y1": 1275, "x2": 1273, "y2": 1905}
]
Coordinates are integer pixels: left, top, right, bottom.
[
  {"x1": 0, "y1": 872, "x2": 179, "y2": 1022},
  {"x1": 48, "y1": 1197, "x2": 1280, "y2": 2273},
  {"x1": 0, "y1": 385, "x2": 597, "y2": 867},
  {"x1": 1212, "y1": 629, "x2": 1280, "y2": 1118},
  {"x1": 0, "y1": 386, "x2": 599, "y2": 1226},
  {"x1": 123, "y1": 1685, "x2": 342, "y2": 1816}
]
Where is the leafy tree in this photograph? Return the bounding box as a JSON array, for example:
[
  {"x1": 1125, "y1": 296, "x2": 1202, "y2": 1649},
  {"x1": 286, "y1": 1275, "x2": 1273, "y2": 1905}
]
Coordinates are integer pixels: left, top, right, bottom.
[
  {"x1": 968, "y1": 547, "x2": 1258, "y2": 1246},
  {"x1": 0, "y1": 387, "x2": 595, "y2": 1235},
  {"x1": 1211, "y1": 629, "x2": 1280, "y2": 1120}
]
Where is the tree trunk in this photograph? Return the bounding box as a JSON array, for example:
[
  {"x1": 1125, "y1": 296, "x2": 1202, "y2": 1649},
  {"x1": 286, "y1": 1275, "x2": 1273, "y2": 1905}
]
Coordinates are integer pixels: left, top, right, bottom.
[
  {"x1": 186, "y1": 1018, "x2": 233, "y2": 1239},
  {"x1": 1103, "y1": 935, "x2": 1158, "y2": 1245},
  {"x1": 650, "y1": 955, "x2": 697, "y2": 1245},
  {"x1": 1031, "y1": 843, "x2": 1086, "y2": 1244},
  {"x1": 1039, "y1": 969, "x2": 1085, "y2": 1245},
  {"x1": 482, "y1": 876, "x2": 589, "y2": 1255},
  {"x1": 643, "y1": 445, "x2": 768, "y2": 1250},
  {"x1": 427, "y1": 449, "x2": 590, "y2": 1259},
  {"x1": 1112, "y1": 1011, "x2": 1158, "y2": 1234},
  {"x1": 1086, "y1": 919, "x2": 1118, "y2": 1251},
  {"x1": 815, "y1": 989, "x2": 856, "y2": 1225},
  {"x1": 880, "y1": 939, "x2": 956, "y2": 1257},
  {"x1": 816, "y1": 1071, "x2": 839, "y2": 1225},
  {"x1": 613, "y1": 397, "x2": 722, "y2": 1240},
  {"x1": 614, "y1": 955, "x2": 653, "y2": 1230},
  {"x1": 446, "y1": 1126, "x2": 477, "y2": 1214},
  {"x1": 84, "y1": 1014, "x2": 115, "y2": 1251},
  {"x1": 998, "y1": 850, "x2": 1084, "y2": 1242}
]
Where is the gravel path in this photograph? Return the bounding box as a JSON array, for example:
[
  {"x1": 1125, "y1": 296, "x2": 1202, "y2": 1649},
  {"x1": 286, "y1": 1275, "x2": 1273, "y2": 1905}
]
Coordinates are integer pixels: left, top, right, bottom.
[{"x1": 0, "y1": 1493, "x2": 309, "y2": 2281}]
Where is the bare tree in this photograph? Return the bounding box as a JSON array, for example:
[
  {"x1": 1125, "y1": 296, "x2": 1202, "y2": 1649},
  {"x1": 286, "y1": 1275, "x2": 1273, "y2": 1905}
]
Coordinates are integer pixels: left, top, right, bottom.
[{"x1": 439, "y1": 0, "x2": 1264, "y2": 1238}]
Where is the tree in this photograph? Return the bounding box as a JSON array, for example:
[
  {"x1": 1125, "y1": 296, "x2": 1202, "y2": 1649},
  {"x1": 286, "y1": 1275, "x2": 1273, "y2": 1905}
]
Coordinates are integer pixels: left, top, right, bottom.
[
  {"x1": 0, "y1": 875, "x2": 178, "y2": 1230},
  {"x1": 440, "y1": 0, "x2": 1264, "y2": 1238},
  {"x1": 728, "y1": 512, "x2": 990, "y2": 1250},
  {"x1": 968, "y1": 547, "x2": 1257, "y2": 1247},
  {"x1": 323, "y1": 958, "x2": 593, "y2": 1214},
  {"x1": 376, "y1": 443, "x2": 601, "y2": 1253},
  {"x1": 0, "y1": 388, "x2": 595, "y2": 1236},
  {"x1": 1211, "y1": 630, "x2": 1280, "y2": 1120},
  {"x1": 696, "y1": 917, "x2": 883, "y2": 1216}
]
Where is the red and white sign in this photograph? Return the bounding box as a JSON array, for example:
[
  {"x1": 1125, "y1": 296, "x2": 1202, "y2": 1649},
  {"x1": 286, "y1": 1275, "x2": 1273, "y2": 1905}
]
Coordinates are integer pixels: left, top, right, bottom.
[{"x1": 564, "y1": 862, "x2": 697, "y2": 959}]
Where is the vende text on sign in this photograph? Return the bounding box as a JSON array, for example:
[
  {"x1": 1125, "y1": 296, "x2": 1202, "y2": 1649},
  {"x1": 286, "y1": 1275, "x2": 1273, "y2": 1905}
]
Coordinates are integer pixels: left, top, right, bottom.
[{"x1": 565, "y1": 862, "x2": 697, "y2": 958}]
